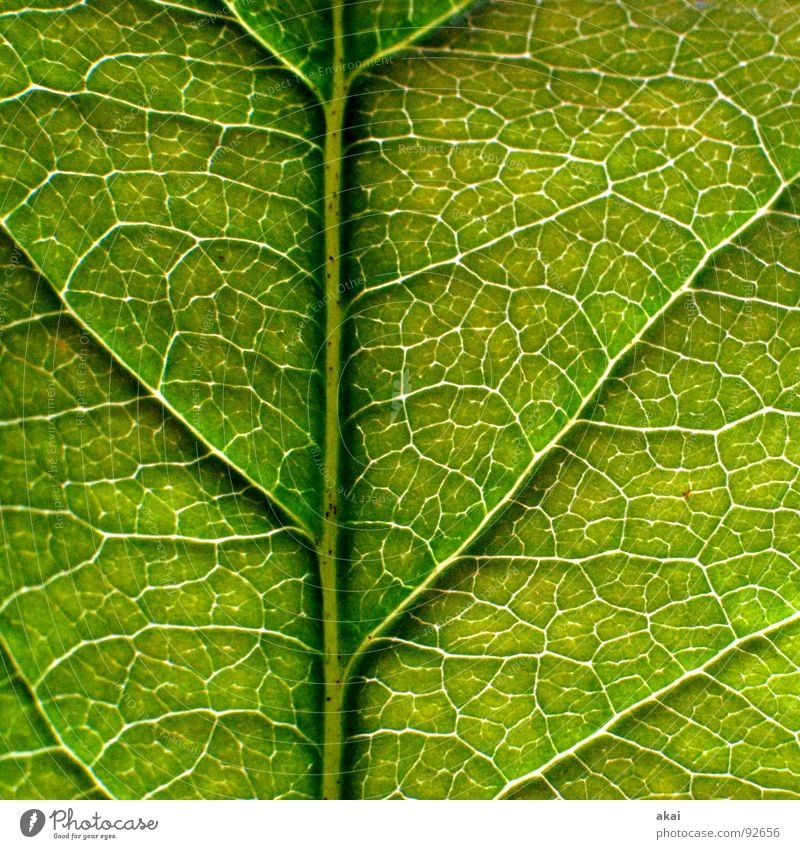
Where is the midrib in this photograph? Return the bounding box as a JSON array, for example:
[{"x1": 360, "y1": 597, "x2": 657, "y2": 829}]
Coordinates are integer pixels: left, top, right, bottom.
[{"x1": 318, "y1": 1, "x2": 347, "y2": 801}]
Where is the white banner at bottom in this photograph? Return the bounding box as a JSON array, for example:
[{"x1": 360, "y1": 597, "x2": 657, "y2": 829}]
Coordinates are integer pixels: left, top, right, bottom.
[{"x1": 1, "y1": 799, "x2": 797, "y2": 849}]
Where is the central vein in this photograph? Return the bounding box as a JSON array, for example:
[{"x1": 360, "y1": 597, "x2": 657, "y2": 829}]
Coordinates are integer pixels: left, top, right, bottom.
[{"x1": 319, "y1": 1, "x2": 347, "y2": 801}]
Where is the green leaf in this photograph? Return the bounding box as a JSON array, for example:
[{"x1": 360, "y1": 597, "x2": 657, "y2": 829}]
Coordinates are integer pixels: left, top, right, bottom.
[
  {"x1": 1, "y1": 0, "x2": 800, "y2": 799},
  {"x1": 222, "y1": 0, "x2": 477, "y2": 97},
  {"x1": 0, "y1": 642, "x2": 106, "y2": 798}
]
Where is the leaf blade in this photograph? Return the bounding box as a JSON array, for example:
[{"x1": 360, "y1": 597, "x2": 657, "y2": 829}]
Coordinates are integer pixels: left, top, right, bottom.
[
  {"x1": 0, "y1": 232, "x2": 323, "y2": 798},
  {"x1": 0, "y1": 0, "x2": 327, "y2": 532},
  {"x1": 347, "y1": 185, "x2": 800, "y2": 798},
  {"x1": 340, "y1": 0, "x2": 800, "y2": 655}
]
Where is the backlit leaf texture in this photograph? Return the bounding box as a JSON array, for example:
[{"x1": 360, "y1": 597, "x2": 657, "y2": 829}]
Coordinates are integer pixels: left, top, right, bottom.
[{"x1": 1, "y1": 0, "x2": 799, "y2": 799}]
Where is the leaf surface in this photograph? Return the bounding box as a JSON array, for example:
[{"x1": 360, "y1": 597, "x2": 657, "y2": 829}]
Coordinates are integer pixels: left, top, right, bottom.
[
  {"x1": 349, "y1": 186, "x2": 800, "y2": 798},
  {"x1": 0, "y1": 233, "x2": 321, "y2": 798},
  {"x1": 1, "y1": 0, "x2": 800, "y2": 799},
  {"x1": 0, "y1": 0, "x2": 326, "y2": 531}
]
